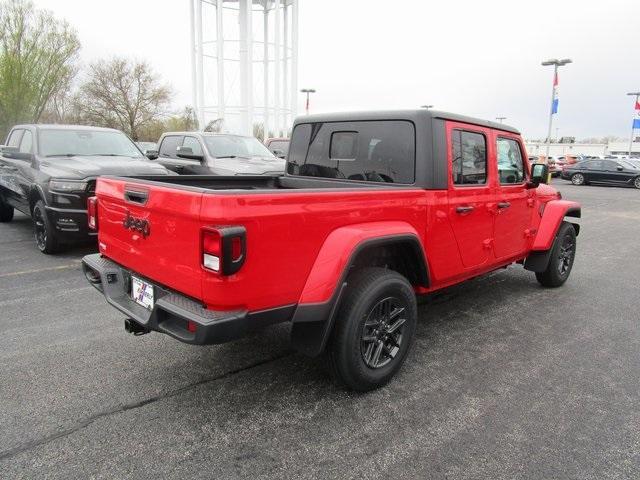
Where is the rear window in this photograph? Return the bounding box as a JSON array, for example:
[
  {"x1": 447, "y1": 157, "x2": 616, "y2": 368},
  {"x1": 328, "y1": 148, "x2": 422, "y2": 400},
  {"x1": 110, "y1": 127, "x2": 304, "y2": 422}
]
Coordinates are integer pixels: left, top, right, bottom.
[{"x1": 287, "y1": 120, "x2": 415, "y2": 183}]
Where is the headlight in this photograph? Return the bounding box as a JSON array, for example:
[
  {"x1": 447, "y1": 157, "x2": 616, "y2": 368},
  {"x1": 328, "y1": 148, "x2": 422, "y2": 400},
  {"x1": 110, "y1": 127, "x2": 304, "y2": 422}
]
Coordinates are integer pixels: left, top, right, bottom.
[{"x1": 49, "y1": 180, "x2": 88, "y2": 192}]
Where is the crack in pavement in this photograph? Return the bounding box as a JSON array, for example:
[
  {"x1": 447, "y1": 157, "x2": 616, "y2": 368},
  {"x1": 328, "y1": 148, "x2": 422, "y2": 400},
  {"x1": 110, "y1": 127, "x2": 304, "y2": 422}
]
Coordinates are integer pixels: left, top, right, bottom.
[{"x1": 0, "y1": 350, "x2": 293, "y2": 462}]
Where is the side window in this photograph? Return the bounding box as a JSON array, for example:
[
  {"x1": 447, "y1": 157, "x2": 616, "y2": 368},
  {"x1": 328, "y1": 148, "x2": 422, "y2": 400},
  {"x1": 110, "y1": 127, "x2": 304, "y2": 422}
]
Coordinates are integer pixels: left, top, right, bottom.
[
  {"x1": 602, "y1": 160, "x2": 617, "y2": 171},
  {"x1": 586, "y1": 160, "x2": 603, "y2": 170},
  {"x1": 159, "y1": 135, "x2": 182, "y2": 158},
  {"x1": 451, "y1": 130, "x2": 487, "y2": 185},
  {"x1": 6, "y1": 129, "x2": 23, "y2": 148},
  {"x1": 496, "y1": 137, "x2": 525, "y2": 184},
  {"x1": 19, "y1": 130, "x2": 33, "y2": 154},
  {"x1": 182, "y1": 136, "x2": 203, "y2": 157}
]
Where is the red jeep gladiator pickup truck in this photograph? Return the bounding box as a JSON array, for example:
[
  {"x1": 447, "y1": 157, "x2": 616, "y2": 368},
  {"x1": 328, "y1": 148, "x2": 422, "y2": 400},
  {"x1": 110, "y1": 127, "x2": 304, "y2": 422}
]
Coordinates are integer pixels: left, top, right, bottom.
[{"x1": 82, "y1": 110, "x2": 580, "y2": 391}]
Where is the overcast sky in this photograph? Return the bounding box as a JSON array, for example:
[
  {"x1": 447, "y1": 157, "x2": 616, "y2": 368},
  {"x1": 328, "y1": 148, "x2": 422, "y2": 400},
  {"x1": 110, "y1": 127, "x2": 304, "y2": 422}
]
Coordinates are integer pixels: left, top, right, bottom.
[{"x1": 33, "y1": 0, "x2": 640, "y2": 139}]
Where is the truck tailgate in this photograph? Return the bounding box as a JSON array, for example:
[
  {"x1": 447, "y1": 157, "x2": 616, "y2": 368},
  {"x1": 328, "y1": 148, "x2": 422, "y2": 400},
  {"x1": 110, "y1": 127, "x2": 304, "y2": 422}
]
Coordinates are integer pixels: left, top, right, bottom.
[{"x1": 96, "y1": 178, "x2": 204, "y2": 301}]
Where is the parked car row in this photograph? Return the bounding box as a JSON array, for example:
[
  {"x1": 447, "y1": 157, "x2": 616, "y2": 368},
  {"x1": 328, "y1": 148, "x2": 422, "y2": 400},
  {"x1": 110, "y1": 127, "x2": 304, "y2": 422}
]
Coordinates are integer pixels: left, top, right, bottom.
[
  {"x1": 0, "y1": 124, "x2": 289, "y2": 253},
  {"x1": 561, "y1": 158, "x2": 640, "y2": 189}
]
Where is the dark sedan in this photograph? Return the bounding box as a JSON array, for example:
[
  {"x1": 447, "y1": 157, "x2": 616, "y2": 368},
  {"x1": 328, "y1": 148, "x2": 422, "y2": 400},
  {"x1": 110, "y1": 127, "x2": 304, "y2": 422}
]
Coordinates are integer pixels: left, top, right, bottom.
[{"x1": 561, "y1": 159, "x2": 640, "y2": 189}]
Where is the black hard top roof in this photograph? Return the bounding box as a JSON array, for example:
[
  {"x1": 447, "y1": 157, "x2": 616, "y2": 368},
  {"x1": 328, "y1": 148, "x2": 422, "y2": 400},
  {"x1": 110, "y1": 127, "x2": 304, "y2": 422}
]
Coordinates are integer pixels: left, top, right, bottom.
[{"x1": 294, "y1": 109, "x2": 520, "y2": 135}]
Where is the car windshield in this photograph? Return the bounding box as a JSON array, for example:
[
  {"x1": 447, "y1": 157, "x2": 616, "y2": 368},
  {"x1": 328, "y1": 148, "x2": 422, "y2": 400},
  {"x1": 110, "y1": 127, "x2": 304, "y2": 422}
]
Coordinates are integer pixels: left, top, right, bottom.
[
  {"x1": 203, "y1": 135, "x2": 274, "y2": 158},
  {"x1": 39, "y1": 129, "x2": 143, "y2": 158},
  {"x1": 619, "y1": 160, "x2": 639, "y2": 170}
]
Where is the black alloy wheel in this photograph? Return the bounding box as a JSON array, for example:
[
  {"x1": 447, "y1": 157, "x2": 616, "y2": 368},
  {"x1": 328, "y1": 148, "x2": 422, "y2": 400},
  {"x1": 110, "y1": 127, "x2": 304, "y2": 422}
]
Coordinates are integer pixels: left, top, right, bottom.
[
  {"x1": 360, "y1": 296, "x2": 407, "y2": 369},
  {"x1": 32, "y1": 200, "x2": 59, "y2": 254}
]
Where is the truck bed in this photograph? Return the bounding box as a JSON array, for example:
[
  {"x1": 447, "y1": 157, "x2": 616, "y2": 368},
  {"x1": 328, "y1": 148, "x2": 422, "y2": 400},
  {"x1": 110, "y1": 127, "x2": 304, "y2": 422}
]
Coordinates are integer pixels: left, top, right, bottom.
[{"x1": 93, "y1": 175, "x2": 431, "y2": 313}]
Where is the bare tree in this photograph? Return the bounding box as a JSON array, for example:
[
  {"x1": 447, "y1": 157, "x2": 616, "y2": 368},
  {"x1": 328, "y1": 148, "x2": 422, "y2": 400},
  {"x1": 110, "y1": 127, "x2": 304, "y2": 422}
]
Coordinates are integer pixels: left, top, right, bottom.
[
  {"x1": 75, "y1": 57, "x2": 172, "y2": 140},
  {"x1": 0, "y1": 0, "x2": 80, "y2": 138}
]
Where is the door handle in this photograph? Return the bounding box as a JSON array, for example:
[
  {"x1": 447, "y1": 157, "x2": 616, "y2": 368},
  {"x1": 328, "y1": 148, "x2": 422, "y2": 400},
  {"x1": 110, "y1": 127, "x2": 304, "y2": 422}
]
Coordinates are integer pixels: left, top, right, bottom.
[
  {"x1": 456, "y1": 206, "x2": 474, "y2": 214},
  {"x1": 497, "y1": 202, "x2": 511, "y2": 209}
]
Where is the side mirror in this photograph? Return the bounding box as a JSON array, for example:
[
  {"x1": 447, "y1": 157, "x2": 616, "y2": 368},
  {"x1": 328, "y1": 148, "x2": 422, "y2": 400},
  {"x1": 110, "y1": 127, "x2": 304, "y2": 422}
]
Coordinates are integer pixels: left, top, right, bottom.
[
  {"x1": 272, "y1": 149, "x2": 284, "y2": 157},
  {"x1": 145, "y1": 149, "x2": 159, "y2": 160},
  {"x1": 176, "y1": 145, "x2": 204, "y2": 161},
  {"x1": 1, "y1": 146, "x2": 33, "y2": 161},
  {"x1": 1, "y1": 145, "x2": 19, "y2": 156},
  {"x1": 528, "y1": 163, "x2": 548, "y2": 188},
  {"x1": 616, "y1": 165, "x2": 624, "y2": 171}
]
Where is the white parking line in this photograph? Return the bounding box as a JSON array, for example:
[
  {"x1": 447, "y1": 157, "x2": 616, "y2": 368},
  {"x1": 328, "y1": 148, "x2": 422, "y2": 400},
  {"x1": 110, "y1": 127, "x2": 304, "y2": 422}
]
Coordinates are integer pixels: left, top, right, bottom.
[{"x1": 0, "y1": 263, "x2": 81, "y2": 278}]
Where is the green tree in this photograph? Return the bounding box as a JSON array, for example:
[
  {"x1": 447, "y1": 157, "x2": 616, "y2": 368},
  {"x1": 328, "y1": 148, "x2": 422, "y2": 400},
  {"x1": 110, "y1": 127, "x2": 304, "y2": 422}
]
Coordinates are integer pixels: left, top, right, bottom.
[
  {"x1": 0, "y1": 0, "x2": 80, "y2": 139},
  {"x1": 138, "y1": 106, "x2": 199, "y2": 142},
  {"x1": 75, "y1": 57, "x2": 172, "y2": 140}
]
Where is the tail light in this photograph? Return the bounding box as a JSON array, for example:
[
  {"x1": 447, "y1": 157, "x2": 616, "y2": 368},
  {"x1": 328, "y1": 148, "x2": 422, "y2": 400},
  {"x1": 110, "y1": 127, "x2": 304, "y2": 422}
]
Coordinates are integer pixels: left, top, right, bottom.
[
  {"x1": 87, "y1": 196, "x2": 98, "y2": 230},
  {"x1": 201, "y1": 226, "x2": 246, "y2": 275}
]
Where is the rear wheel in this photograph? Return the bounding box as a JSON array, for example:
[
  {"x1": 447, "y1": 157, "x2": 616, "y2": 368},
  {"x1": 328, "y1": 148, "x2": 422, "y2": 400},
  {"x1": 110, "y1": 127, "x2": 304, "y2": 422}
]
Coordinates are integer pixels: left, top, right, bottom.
[
  {"x1": 634, "y1": 177, "x2": 640, "y2": 189},
  {"x1": 0, "y1": 196, "x2": 13, "y2": 222},
  {"x1": 32, "y1": 200, "x2": 60, "y2": 254},
  {"x1": 571, "y1": 173, "x2": 585, "y2": 186},
  {"x1": 536, "y1": 222, "x2": 576, "y2": 288},
  {"x1": 328, "y1": 267, "x2": 417, "y2": 391}
]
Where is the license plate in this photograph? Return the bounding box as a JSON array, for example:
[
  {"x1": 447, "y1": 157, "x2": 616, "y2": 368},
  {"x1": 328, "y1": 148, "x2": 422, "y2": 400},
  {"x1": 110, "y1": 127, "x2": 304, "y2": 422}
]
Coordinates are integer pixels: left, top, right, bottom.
[{"x1": 131, "y1": 276, "x2": 154, "y2": 310}]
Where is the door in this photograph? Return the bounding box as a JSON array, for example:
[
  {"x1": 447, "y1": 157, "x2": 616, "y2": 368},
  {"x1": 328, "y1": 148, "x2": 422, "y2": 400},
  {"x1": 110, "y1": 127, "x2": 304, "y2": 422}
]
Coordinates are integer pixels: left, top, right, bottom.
[
  {"x1": 601, "y1": 160, "x2": 634, "y2": 184},
  {"x1": 0, "y1": 129, "x2": 31, "y2": 212},
  {"x1": 447, "y1": 124, "x2": 495, "y2": 269},
  {"x1": 493, "y1": 135, "x2": 533, "y2": 259},
  {"x1": 583, "y1": 160, "x2": 605, "y2": 183}
]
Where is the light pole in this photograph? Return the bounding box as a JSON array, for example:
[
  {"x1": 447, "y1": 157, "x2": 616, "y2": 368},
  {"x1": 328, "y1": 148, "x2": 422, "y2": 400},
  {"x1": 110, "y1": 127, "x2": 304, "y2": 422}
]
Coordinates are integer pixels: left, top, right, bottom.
[
  {"x1": 556, "y1": 127, "x2": 559, "y2": 142},
  {"x1": 421, "y1": 105, "x2": 433, "y2": 109},
  {"x1": 627, "y1": 92, "x2": 640, "y2": 157},
  {"x1": 496, "y1": 116, "x2": 506, "y2": 123},
  {"x1": 300, "y1": 88, "x2": 316, "y2": 116},
  {"x1": 541, "y1": 58, "x2": 572, "y2": 160}
]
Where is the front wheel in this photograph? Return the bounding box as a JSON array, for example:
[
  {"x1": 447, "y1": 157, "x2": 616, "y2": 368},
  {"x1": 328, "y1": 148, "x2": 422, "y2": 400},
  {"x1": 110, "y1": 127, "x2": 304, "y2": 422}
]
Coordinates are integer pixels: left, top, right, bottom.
[
  {"x1": 571, "y1": 173, "x2": 585, "y2": 186},
  {"x1": 634, "y1": 177, "x2": 640, "y2": 189},
  {"x1": 328, "y1": 267, "x2": 417, "y2": 391},
  {"x1": 0, "y1": 196, "x2": 14, "y2": 222},
  {"x1": 32, "y1": 200, "x2": 60, "y2": 254},
  {"x1": 536, "y1": 222, "x2": 576, "y2": 288}
]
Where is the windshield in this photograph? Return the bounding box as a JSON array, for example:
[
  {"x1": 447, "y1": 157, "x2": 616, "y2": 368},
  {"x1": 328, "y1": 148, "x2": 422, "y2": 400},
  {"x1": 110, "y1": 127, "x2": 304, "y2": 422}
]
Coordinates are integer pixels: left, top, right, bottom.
[
  {"x1": 203, "y1": 135, "x2": 274, "y2": 158},
  {"x1": 39, "y1": 129, "x2": 143, "y2": 158},
  {"x1": 619, "y1": 160, "x2": 639, "y2": 170}
]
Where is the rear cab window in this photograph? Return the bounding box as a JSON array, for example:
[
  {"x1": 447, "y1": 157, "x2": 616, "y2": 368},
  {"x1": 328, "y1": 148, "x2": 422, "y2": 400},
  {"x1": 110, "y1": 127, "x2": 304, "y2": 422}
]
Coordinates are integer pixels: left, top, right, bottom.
[{"x1": 287, "y1": 120, "x2": 415, "y2": 183}]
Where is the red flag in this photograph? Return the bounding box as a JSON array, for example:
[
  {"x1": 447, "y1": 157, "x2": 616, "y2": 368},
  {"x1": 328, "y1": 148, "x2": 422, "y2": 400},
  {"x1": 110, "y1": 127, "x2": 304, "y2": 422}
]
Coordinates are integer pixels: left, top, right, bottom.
[{"x1": 635, "y1": 97, "x2": 640, "y2": 110}]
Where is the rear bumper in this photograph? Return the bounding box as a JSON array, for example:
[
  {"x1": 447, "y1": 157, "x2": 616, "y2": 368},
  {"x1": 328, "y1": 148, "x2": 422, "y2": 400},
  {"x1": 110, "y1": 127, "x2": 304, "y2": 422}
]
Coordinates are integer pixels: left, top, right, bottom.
[
  {"x1": 82, "y1": 253, "x2": 294, "y2": 345},
  {"x1": 44, "y1": 206, "x2": 96, "y2": 242}
]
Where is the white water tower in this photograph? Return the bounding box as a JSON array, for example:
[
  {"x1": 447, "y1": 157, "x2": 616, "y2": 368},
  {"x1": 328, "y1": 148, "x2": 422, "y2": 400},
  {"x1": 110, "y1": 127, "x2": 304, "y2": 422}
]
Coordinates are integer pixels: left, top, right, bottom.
[{"x1": 189, "y1": 0, "x2": 299, "y2": 137}]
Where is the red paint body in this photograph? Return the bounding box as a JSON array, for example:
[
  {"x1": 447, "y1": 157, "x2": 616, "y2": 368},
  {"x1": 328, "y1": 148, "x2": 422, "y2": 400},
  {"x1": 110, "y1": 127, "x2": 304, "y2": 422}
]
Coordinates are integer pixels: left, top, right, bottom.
[{"x1": 94, "y1": 120, "x2": 578, "y2": 316}]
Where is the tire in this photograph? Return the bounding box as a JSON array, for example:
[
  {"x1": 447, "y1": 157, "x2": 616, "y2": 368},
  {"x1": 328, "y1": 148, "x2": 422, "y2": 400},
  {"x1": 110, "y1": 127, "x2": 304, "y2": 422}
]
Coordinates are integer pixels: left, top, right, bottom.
[
  {"x1": 32, "y1": 200, "x2": 60, "y2": 254},
  {"x1": 571, "y1": 173, "x2": 585, "y2": 186},
  {"x1": 535, "y1": 222, "x2": 576, "y2": 288},
  {"x1": 328, "y1": 267, "x2": 417, "y2": 391},
  {"x1": 0, "y1": 196, "x2": 13, "y2": 222},
  {"x1": 634, "y1": 177, "x2": 640, "y2": 189}
]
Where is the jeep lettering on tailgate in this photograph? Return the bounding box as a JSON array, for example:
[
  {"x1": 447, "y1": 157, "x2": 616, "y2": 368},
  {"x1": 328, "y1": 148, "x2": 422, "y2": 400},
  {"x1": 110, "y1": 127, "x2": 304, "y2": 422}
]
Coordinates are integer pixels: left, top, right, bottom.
[{"x1": 122, "y1": 212, "x2": 150, "y2": 238}]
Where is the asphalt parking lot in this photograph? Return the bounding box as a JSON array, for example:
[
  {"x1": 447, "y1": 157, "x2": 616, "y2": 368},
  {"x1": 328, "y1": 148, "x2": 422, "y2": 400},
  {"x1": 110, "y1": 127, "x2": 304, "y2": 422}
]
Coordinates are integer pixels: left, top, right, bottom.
[{"x1": 1, "y1": 180, "x2": 639, "y2": 479}]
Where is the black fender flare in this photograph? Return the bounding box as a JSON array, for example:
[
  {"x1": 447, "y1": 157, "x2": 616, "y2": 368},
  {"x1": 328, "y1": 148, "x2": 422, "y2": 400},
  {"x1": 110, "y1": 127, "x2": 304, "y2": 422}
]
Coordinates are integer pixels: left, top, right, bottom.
[{"x1": 290, "y1": 235, "x2": 429, "y2": 357}]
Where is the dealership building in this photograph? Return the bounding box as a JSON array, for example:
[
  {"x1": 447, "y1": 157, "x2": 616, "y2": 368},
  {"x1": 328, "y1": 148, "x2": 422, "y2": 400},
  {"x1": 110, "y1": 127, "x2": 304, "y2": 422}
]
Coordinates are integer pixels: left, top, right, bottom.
[{"x1": 525, "y1": 140, "x2": 640, "y2": 157}]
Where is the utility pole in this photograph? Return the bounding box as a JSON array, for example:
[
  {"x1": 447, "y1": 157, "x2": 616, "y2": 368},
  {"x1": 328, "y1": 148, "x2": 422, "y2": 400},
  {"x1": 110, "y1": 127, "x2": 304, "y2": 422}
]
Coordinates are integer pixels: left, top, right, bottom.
[
  {"x1": 627, "y1": 92, "x2": 640, "y2": 157},
  {"x1": 301, "y1": 88, "x2": 316, "y2": 116},
  {"x1": 541, "y1": 58, "x2": 572, "y2": 160},
  {"x1": 496, "y1": 116, "x2": 506, "y2": 123}
]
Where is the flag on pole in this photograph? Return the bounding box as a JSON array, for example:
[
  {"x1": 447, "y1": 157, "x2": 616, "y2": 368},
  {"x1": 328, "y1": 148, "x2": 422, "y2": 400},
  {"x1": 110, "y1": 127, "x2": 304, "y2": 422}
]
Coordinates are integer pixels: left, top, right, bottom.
[
  {"x1": 551, "y1": 72, "x2": 559, "y2": 114},
  {"x1": 633, "y1": 118, "x2": 640, "y2": 129},
  {"x1": 635, "y1": 97, "x2": 640, "y2": 111}
]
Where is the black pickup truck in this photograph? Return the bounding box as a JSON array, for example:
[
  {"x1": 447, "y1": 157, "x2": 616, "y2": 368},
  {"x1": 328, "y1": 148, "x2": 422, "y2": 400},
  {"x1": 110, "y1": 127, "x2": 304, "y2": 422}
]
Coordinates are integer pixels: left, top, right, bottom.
[{"x1": 0, "y1": 124, "x2": 172, "y2": 253}]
